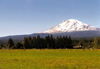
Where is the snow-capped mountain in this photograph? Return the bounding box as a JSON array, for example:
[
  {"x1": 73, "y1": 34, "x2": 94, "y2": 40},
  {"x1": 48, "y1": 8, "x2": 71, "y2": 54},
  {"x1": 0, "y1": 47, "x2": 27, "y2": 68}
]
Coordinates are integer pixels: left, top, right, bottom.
[{"x1": 43, "y1": 19, "x2": 99, "y2": 33}]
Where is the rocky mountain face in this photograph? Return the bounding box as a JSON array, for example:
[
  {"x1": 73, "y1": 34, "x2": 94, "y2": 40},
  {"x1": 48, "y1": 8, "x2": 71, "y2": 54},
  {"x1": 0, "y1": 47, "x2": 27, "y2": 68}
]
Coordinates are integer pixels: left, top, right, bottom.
[{"x1": 43, "y1": 19, "x2": 99, "y2": 33}]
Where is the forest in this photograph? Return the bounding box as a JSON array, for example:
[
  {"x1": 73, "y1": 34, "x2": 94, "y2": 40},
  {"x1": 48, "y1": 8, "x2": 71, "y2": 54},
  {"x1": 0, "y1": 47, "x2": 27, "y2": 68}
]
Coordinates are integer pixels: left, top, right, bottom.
[{"x1": 0, "y1": 35, "x2": 100, "y2": 49}]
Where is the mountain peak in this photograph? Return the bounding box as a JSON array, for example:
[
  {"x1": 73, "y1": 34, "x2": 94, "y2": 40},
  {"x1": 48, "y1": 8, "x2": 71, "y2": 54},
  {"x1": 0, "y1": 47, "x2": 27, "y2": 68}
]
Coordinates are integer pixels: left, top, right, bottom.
[
  {"x1": 67, "y1": 19, "x2": 79, "y2": 22},
  {"x1": 43, "y1": 19, "x2": 99, "y2": 33}
]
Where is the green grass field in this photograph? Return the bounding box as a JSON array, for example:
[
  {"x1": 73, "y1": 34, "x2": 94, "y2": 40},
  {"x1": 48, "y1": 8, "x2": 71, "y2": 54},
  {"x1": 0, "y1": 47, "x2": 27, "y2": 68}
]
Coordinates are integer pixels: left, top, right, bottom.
[{"x1": 0, "y1": 49, "x2": 100, "y2": 69}]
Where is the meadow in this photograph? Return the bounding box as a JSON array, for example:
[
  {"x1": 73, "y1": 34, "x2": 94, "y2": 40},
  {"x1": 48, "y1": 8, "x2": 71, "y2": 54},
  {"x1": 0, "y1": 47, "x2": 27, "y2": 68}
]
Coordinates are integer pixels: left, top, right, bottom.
[{"x1": 0, "y1": 49, "x2": 100, "y2": 69}]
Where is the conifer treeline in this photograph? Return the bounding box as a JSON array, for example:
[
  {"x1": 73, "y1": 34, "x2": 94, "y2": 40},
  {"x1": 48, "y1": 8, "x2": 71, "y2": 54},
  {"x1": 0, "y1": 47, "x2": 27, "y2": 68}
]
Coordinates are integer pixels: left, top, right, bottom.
[
  {"x1": 22, "y1": 35, "x2": 73, "y2": 49},
  {"x1": 7, "y1": 35, "x2": 73, "y2": 49},
  {"x1": 2, "y1": 35, "x2": 100, "y2": 49}
]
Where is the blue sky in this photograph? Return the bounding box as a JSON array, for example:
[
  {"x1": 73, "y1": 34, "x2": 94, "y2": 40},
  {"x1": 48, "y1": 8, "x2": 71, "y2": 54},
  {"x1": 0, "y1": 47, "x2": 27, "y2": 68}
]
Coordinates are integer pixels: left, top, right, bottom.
[{"x1": 0, "y1": 0, "x2": 100, "y2": 37}]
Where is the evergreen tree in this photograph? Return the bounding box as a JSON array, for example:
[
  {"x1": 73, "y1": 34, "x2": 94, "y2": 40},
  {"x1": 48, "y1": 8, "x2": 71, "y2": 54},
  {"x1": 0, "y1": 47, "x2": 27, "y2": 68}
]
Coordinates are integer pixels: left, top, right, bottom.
[
  {"x1": 45, "y1": 35, "x2": 50, "y2": 48},
  {"x1": 50, "y1": 35, "x2": 55, "y2": 49},
  {"x1": 23, "y1": 37, "x2": 29, "y2": 49},
  {"x1": 8, "y1": 38, "x2": 14, "y2": 49},
  {"x1": 63, "y1": 36, "x2": 67, "y2": 48},
  {"x1": 28, "y1": 36, "x2": 32, "y2": 48},
  {"x1": 39, "y1": 38, "x2": 45, "y2": 49},
  {"x1": 32, "y1": 37, "x2": 37, "y2": 48},
  {"x1": 36, "y1": 35, "x2": 41, "y2": 48},
  {"x1": 55, "y1": 36, "x2": 60, "y2": 49},
  {"x1": 68, "y1": 35, "x2": 72, "y2": 48},
  {"x1": 59, "y1": 36, "x2": 63, "y2": 48}
]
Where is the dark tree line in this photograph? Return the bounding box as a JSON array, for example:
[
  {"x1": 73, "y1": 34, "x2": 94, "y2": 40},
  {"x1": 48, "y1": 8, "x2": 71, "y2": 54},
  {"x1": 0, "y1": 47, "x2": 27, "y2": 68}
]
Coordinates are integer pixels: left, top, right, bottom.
[
  {"x1": 1, "y1": 35, "x2": 100, "y2": 49},
  {"x1": 22, "y1": 35, "x2": 73, "y2": 49},
  {"x1": 6, "y1": 35, "x2": 73, "y2": 49}
]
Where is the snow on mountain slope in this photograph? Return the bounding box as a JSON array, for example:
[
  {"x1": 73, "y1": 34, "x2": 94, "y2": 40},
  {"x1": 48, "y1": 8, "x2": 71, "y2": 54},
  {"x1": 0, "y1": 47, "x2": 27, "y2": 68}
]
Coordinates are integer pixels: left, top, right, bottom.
[{"x1": 43, "y1": 19, "x2": 99, "y2": 33}]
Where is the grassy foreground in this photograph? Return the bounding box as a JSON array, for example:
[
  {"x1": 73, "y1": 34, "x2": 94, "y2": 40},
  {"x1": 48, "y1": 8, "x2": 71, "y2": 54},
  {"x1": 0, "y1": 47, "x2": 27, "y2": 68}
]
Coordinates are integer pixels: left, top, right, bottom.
[{"x1": 0, "y1": 49, "x2": 100, "y2": 69}]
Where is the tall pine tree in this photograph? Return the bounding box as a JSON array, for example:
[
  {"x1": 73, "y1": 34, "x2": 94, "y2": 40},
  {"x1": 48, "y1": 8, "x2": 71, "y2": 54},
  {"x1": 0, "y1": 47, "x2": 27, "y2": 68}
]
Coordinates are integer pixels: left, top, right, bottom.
[{"x1": 8, "y1": 38, "x2": 14, "y2": 49}]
